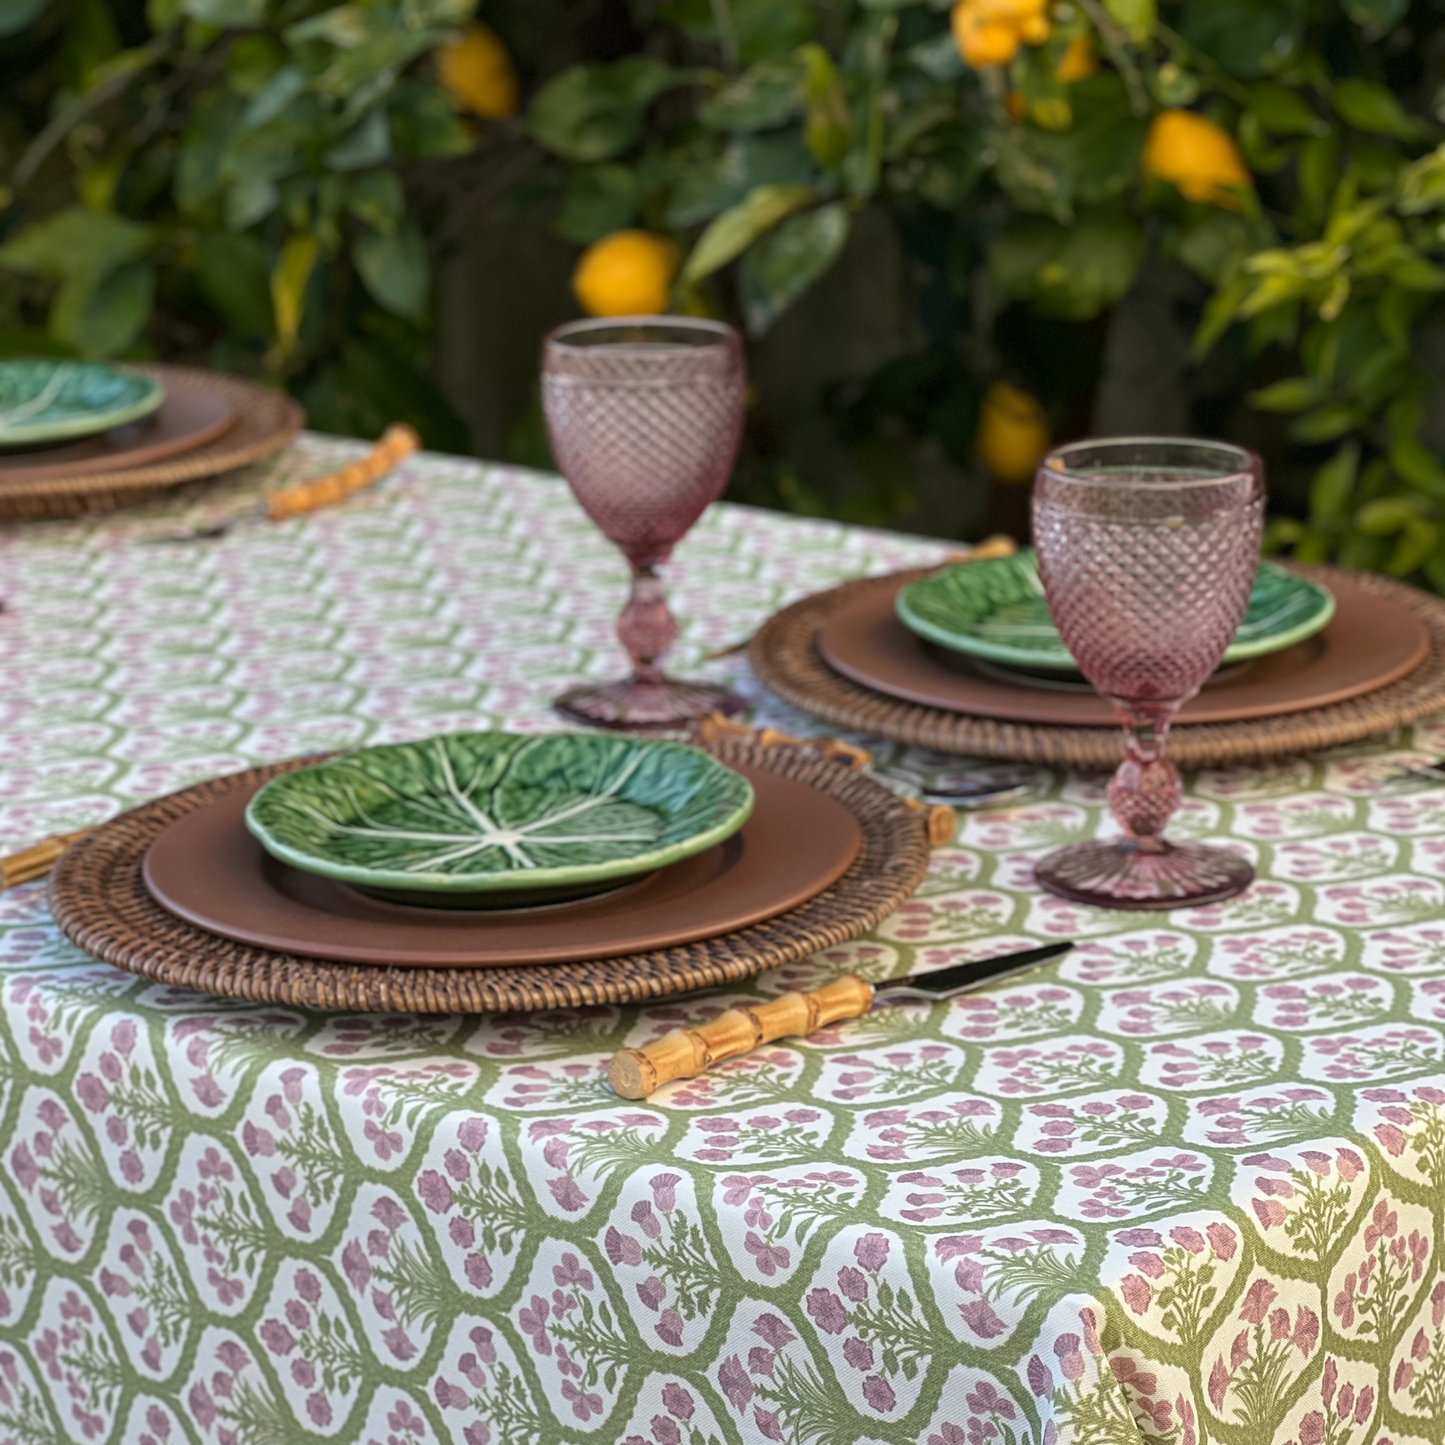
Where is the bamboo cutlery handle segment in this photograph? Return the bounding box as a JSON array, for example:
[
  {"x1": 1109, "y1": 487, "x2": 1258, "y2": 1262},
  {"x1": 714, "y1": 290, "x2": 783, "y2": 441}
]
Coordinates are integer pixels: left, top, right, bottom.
[
  {"x1": 0, "y1": 830, "x2": 87, "y2": 890},
  {"x1": 266, "y1": 423, "x2": 420, "y2": 521},
  {"x1": 608, "y1": 974, "x2": 875, "y2": 1099}
]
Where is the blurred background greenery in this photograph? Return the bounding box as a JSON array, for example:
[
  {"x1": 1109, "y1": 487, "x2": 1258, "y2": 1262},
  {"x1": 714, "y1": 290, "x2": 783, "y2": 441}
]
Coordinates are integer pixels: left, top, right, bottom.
[{"x1": 6, "y1": 0, "x2": 1445, "y2": 585}]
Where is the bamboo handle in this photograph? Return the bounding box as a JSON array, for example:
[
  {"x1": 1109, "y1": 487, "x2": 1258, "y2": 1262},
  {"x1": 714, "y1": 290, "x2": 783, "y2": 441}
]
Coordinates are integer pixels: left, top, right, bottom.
[
  {"x1": 608, "y1": 974, "x2": 875, "y2": 1099},
  {"x1": 1, "y1": 830, "x2": 87, "y2": 890},
  {"x1": 266, "y1": 424, "x2": 420, "y2": 521}
]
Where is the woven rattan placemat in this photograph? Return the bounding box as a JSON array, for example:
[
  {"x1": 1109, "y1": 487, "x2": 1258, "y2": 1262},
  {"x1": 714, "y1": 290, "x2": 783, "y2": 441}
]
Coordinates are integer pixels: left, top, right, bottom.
[
  {"x1": 0, "y1": 364, "x2": 304, "y2": 520},
  {"x1": 750, "y1": 564, "x2": 1445, "y2": 770},
  {"x1": 47, "y1": 739, "x2": 931, "y2": 1012}
]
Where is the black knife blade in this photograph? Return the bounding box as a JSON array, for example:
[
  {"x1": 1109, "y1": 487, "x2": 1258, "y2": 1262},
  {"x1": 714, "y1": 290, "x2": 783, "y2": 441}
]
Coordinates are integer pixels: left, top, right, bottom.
[{"x1": 872, "y1": 940, "x2": 1075, "y2": 1004}]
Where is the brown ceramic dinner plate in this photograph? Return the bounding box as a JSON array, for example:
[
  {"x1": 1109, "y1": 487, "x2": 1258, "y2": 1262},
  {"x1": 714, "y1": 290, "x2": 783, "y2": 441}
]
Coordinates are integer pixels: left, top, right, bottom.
[
  {"x1": 0, "y1": 377, "x2": 234, "y2": 485},
  {"x1": 141, "y1": 762, "x2": 862, "y2": 968},
  {"x1": 818, "y1": 570, "x2": 1430, "y2": 726}
]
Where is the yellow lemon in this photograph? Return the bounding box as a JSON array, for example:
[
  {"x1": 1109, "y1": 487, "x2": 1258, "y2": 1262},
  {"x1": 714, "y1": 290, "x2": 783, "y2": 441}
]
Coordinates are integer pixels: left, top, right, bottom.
[
  {"x1": 953, "y1": 5, "x2": 1022, "y2": 66},
  {"x1": 572, "y1": 230, "x2": 678, "y2": 318},
  {"x1": 436, "y1": 23, "x2": 519, "y2": 120},
  {"x1": 1142, "y1": 109, "x2": 1253, "y2": 210},
  {"x1": 1056, "y1": 33, "x2": 1097, "y2": 83},
  {"x1": 1006, "y1": 90, "x2": 1028, "y2": 122},
  {"x1": 1017, "y1": 12, "x2": 1051, "y2": 43},
  {"x1": 970, "y1": 0, "x2": 1047, "y2": 18},
  {"x1": 976, "y1": 381, "x2": 1050, "y2": 484}
]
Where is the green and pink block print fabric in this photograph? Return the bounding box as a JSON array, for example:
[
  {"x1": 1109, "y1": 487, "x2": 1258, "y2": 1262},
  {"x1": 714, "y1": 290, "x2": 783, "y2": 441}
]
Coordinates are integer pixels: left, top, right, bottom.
[{"x1": 0, "y1": 437, "x2": 1440, "y2": 1445}]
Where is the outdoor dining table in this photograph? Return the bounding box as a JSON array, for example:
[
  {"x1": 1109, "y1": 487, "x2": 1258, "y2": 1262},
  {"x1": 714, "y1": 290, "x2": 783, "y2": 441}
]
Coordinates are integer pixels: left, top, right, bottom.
[{"x1": 0, "y1": 433, "x2": 1442, "y2": 1445}]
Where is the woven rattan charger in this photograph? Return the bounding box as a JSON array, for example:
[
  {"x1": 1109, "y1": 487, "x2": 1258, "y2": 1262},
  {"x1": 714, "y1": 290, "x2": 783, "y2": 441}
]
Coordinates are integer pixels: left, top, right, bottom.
[
  {"x1": 48, "y1": 739, "x2": 931, "y2": 1013},
  {"x1": 0, "y1": 364, "x2": 304, "y2": 520},
  {"x1": 750, "y1": 564, "x2": 1445, "y2": 771}
]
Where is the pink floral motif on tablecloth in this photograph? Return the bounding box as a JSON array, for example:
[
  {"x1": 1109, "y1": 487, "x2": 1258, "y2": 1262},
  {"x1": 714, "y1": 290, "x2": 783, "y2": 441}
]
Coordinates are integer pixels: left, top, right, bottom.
[
  {"x1": 484, "y1": 1054, "x2": 627, "y2": 1112},
  {"x1": 1233, "y1": 793, "x2": 1355, "y2": 840},
  {"x1": 1360, "y1": 920, "x2": 1445, "y2": 975},
  {"x1": 937, "y1": 983, "x2": 1082, "y2": 1043},
  {"x1": 1355, "y1": 1081, "x2": 1445, "y2": 1192},
  {"x1": 464, "y1": 1005, "x2": 617, "y2": 1058},
  {"x1": 164, "y1": 1136, "x2": 265, "y2": 1315},
  {"x1": 651, "y1": 1047, "x2": 808, "y2": 1110},
  {"x1": 713, "y1": 1166, "x2": 865, "y2": 1287},
  {"x1": 677, "y1": 1105, "x2": 834, "y2": 1166},
  {"x1": 1316, "y1": 876, "x2": 1445, "y2": 928},
  {"x1": 254, "y1": 1259, "x2": 366, "y2": 1431},
  {"x1": 1367, "y1": 788, "x2": 1445, "y2": 837},
  {"x1": 974, "y1": 1037, "x2": 1128, "y2": 1098},
  {"x1": 912, "y1": 848, "x2": 984, "y2": 896},
  {"x1": 1059, "y1": 932, "x2": 1197, "y2": 986},
  {"x1": 817, "y1": 1042, "x2": 972, "y2": 1103},
  {"x1": 1095, "y1": 981, "x2": 1238, "y2": 1037},
  {"x1": 1272, "y1": 832, "x2": 1399, "y2": 882},
  {"x1": 604, "y1": 1170, "x2": 720, "y2": 1352},
  {"x1": 877, "y1": 1159, "x2": 1039, "y2": 1226},
  {"x1": 305, "y1": 1014, "x2": 463, "y2": 1059},
  {"x1": 8, "y1": 969, "x2": 133, "y2": 1075},
  {"x1": 1056, "y1": 1148, "x2": 1212, "y2": 1222},
  {"x1": 29, "y1": 1279, "x2": 122, "y2": 1441},
  {"x1": 800, "y1": 1227, "x2": 928, "y2": 1420},
  {"x1": 1387, "y1": 1274, "x2": 1445, "y2": 1420},
  {"x1": 1208, "y1": 926, "x2": 1347, "y2": 981},
  {"x1": 1330, "y1": 1196, "x2": 1434, "y2": 1351},
  {"x1": 1303, "y1": 1025, "x2": 1445, "y2": 1083},
  {"x1": 960, "y1": 805, "x2": 1092, "y2": 853},
  {"x1": 68, "y1": 1015, "x2": 169, "y2": 1193},
  {"x1": 1254, "y1": 974, "x2": 1394, "y2": 1031},
  {"x1": 1235, "y1": 1142, "x2": 1370, "y2": 1262},
  {"x1": 10, "y1": 1087, "x2": 101, "y2": 1258},
  {"x1": 1204, "y1": 1276, "x2": 1321, "y2": 1437},
  {"x1": 183, "y1": 1328, "x2": 287, "y2": 1443},
  {"x1": 518, "y1": 1108, "x2": 666, "y2": 1219},
  {"x1": 511, "y1": 1240, "x2": 630, "y2": 1423},
  {"x1": 840, "y1": 1096, "x2": 998, "y2": 1166},
  {"x1": 94, "y1": 1210, "x2": 190, "y2": 1379},
  {"x1": 878, "y1": 891, "x2": 1015, "y2": 945},
  {"x1": 926, "y1": 1224, "x2": 1084, "y2": 1347},
  {"x1": 117, "y1": 1396, "x2": 187, "y2": 1445},
  {"x1": 1178, "y1": 881, "x2": 1302, "y2": 932},
  {"x1": 164, "y1": 1010, "x2": 306, "y2": 1115},
  {"x1": 235, "y1": 1062, "x2": 344, "y2": 1238},
  {"x1": 1139, "y1": 1031, "x2": 1284, "y2": 1092},
  {"x1": 1015, "y1": 1090, "x2": 1169, "y2": 1157},
  {"x1": 337, "y1": 1060, "x2": 479, "y2": 1167},
  {"x1": 352, "y1": 1389, "x2": 436, "y2": 1445},
  {"x1": 1185, "y1": 1085, "x2": 1335, "y2": 1147},
  {"x1": 755, "y1": 942, "x2": 901, "y2": 998},
  {"x1": 1105, "y1": 1215, "x2": 1242, "y2": 1343}
]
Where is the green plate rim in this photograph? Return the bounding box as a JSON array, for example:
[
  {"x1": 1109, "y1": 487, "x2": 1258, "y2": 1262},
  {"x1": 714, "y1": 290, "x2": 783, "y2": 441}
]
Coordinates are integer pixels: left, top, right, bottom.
[
  {"x1": 243, "y1": 733, "x2": 756, "y2": 895},
  {"x1": 895, "y1": 550, "x2": 1337, "y2": 672},
  {"x1": 0, "y1": 361, "x2": 165, "y2": 447}
]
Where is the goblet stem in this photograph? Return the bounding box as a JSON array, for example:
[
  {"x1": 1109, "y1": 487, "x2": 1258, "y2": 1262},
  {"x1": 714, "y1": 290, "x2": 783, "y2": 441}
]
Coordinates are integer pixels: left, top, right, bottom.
[
  {"x1": 617, "y1": 563, "x2": 677, "y2": 686},
  {"x1": 1106, "y1": 709, "x2": 1183, "y2": 852}
]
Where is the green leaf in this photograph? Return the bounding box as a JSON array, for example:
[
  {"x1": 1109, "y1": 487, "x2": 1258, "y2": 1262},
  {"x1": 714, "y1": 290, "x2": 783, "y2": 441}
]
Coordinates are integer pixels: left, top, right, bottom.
[
  {"x1": 797, "y1": 43, "x2": 850, "y2": 170},
  {"x1": 699, "y1": 61, "x2": 802, "y2": 133},
  {"x1": 355, "y1": 223, "x2": 429, "y2": 323},
  {"x1": 739, "y1": 201, "x2": 848, "y2": 334},
  {"x1": 345, "y1": 171, "x2": 405, "y2": 234},
  {"x1": 1388, "y1": 516, "x2": 1438, "y2": 576},
  {"x1": 1344, "y1": 0, "x2": 1409, "y2": 40},
  {"x1": 664, "y1": 133, "x2": 815, "y2": 227},
  {"x1": 1178, "y1": 0, "x2": 1299, "y2": 79},
  {"x1": 681, "y1": 182, "x2": 815, "y2": 283},
  {"x1": 242, "y1": 66, "x2": 304, "y2": 129},
  {"x1": 907, "y1": 31, "x2": 964, "y2": 82},
  {"x1": 181, "y1": 0, "x2": 265, "y2": 25},
  {"x1": 0, "y1": 0, "x2": 49, "y2": 35},
  {"x1": 1308, "y1": 442, "x2": 1360, "y2": 523},
  {"x1": 989, "y1": 208, "x2": 1144, "y2": 320},
  {"x1": 527, "y1": 58, "x2": 679, "y2": 162},
  {"x1": 52, "y1": 259, "x2": 155, "y2": 357},
  {"x1": 194, "y1": 232, "x2": 271, "y2": 338},
  {"x1": 1249, "y1": 377, "x2": 1321, "y2": 412},
  {"x1": 1103, "y1": 0, "x2": 1154, "y2": 42},
  {"x1": 176, "y1": 92, "x2": 244, "y2": 215},
  {"x1": 1290, "y1": 405, "x2": 1360, "y2": 442},
  {"x1": 1357, "y1": 495, "x2": 1425, "y2": 533},
  {"x1": 325, "y1": 109, "x2": 391, "y2": 170},
  {"x1": 0, "y1": 206, "x2": 151, "y2": 281},
  {"x1": 1249, "y1": 83, "x2": 1327, "y2": 137},
  {"x1": 1332, "y1": 78, "x2": 1422, "y2": 140},
  {"x1": 557, "y1": 164, "x2": 639, "y2": 245},
  {"x1": 270, "y1": 233, "x2": 319, "y2": 357}
]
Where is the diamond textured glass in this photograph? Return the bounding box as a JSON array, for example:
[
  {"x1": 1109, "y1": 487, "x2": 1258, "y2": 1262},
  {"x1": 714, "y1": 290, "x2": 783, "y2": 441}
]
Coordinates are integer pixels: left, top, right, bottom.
[
  {"x1": 1031, "y1": 437, "x2": 1265, "y2": 908},
  {"x1": 543, "y1": 317, "x2": 746, "y2": 728}
]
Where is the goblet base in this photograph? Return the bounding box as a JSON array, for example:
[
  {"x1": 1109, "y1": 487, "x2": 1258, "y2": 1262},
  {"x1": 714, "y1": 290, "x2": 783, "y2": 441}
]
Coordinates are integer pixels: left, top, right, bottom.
[
  {"x1": 1034, "y1": 839, "x2": 1253, "y2": 911},
  {"x1": 555, "y1": 677, "x2": 745, "y2": 731}
]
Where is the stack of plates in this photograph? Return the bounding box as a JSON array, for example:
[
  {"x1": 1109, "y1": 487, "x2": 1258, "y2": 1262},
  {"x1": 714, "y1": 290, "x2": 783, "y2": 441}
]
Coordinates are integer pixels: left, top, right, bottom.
[
  {"x1": 749, "y1": 549, "x2": 1445, "y2": 770},
  {"x1": 0, "y1": 358, "x2": 304, "y2": 519},
  {"x1": 49, "y1": 732, "x2": 931, "y2": 1010}
]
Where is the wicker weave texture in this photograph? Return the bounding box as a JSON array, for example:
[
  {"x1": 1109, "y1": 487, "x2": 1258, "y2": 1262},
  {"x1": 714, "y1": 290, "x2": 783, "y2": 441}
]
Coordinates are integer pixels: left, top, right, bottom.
[
  {"x1": 47, "y1": 741, "x2": 931, "y2": 1012},
  {"x1": 749, "y1": 564, "x2": 1445, "y2": 770}
]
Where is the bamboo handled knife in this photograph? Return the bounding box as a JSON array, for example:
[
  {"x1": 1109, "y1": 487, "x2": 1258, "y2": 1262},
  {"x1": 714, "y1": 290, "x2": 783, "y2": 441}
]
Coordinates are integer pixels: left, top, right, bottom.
[{"x1": 607, "y1": 940, "x2": 1073, "y2": 1099}]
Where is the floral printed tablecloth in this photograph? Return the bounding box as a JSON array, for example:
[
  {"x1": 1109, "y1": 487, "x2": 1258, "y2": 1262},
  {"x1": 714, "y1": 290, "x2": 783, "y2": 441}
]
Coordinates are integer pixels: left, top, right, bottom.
[{"x1": 0, "y1": 437, "x2": 1442, "y2": 1445}]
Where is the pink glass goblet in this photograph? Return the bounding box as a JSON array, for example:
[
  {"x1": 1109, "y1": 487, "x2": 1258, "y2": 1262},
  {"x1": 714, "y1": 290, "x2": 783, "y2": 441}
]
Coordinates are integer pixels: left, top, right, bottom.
[
  {"x1": 542, "y1": 316, "x2": 747, "y2": 729},
  {"x1": 1031, "y1": 437, "x2": 1264, "y2": 909}
]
